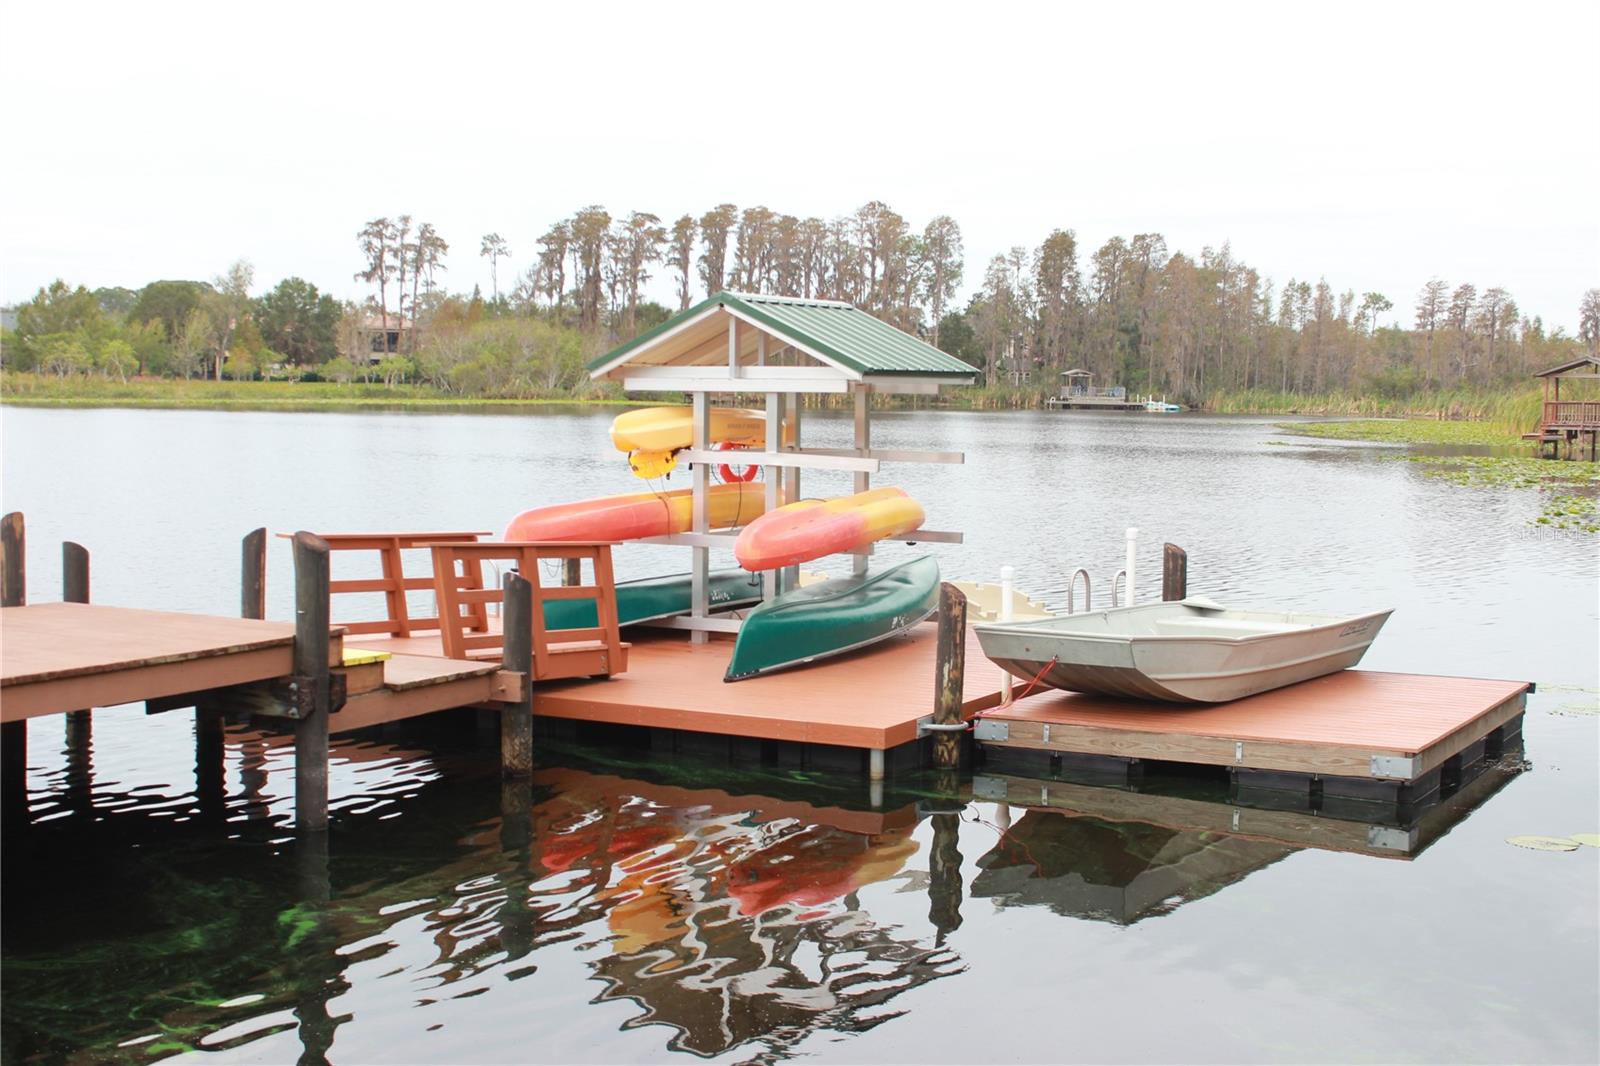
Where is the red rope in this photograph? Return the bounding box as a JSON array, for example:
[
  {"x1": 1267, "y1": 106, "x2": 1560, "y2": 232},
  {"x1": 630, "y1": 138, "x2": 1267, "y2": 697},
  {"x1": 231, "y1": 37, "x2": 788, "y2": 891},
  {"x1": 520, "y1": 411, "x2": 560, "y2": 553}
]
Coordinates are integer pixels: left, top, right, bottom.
[
  {"x1": 972, "y1": 655, "x2": 1058, "y2": 724},
  {"x1": 1014, "y1": 655, "x2": 1059, "y2": 702}
]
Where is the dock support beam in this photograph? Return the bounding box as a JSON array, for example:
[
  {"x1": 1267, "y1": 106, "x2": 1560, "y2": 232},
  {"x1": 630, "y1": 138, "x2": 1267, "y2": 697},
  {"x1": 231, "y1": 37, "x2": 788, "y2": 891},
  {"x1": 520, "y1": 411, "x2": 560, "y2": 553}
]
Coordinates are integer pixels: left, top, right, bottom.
[
  {"x1": 62, "y1": 542, "x2": 94, "y2": 805},
  {"x1": 62, "y1": 542, "x2": 92, "y2": 745},
  {"x1": 292, "y1": 532, "x2": 332, "y2": 832},
  {"x1": 2, "y1": 512, "x2": 27, "y2": 824},
  {"x1": 500, "y1": 572, "x2": 534, "y2": 777},
  {"x1": 1162, "y1": 543, "x2": 1187, "y2": 601},
  {"x1": 932, "y1": 582, "x2": 968, "y2": 769}
]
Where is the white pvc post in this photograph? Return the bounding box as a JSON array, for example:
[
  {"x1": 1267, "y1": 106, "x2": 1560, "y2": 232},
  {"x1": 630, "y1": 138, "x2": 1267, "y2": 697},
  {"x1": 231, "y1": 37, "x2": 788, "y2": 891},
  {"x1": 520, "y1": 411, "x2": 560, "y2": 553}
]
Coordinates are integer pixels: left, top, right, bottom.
[
  {"x1": 1124, "y1": 527, "x2": 1139, "y2": 607},
  {"x1": 1000, "y1": 564, "x2": 1015, "y2": 701}
]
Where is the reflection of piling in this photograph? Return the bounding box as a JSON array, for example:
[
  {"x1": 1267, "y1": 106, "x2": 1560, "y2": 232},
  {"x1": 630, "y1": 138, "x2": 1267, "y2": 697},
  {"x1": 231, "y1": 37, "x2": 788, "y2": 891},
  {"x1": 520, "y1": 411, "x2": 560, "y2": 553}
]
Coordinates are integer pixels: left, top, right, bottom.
[
  {"x1": 1162, "y1": 543, "x2": 1188, "y2": 601},
  {"x1": 291, "y1": 830, "x2": 343, "y2": 1064},
  {"x1": 927, "y1": 811, "x2": 964, "y2": 941},
  {"x1": 293, "y1": 532, "x2": 333, "y2": 832},
  {"x1": 932, "y1": 583, "x2": 968, "y2": 770},
  {"x1": 2, "y1": 512, "x2": 27, "y2": 826},
  {"x1": 501, "y1": 573, "x2": 534, "y2": 777},
  {"x1": 498, "y1": 778, "x2": 535, "y2": 962}
]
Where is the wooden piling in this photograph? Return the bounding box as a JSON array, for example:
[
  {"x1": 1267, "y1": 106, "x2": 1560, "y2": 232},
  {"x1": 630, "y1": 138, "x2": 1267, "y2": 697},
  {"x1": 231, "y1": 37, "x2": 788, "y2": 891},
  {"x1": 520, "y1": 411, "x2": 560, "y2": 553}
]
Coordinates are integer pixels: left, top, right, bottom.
[
  {"x1": 62, "y1": 541, "x2": 93, "y2": 743},
  {"x1": 241, "y1": 527, "x2": 267, "y2": 620},
  {"x1": 927, "y1": 810, "x2": 964, "y2": 941},
  {"x1": 932, "y1": 582, "x2": 968, "y2": 769},
  {"x1": 563, "y1": 557, "x2": 581, "y2": 587},
  {"x1": 500, "y1": 572, "x2": 534, "y2": 778},
  {"x1": 2, "y1": 513, "x2": 25, "y2": 822},
  {"x1": 1162, "y1": 543, "x2": 1188, "y2": 601},
  {"x1": 292, "y1": 531, "x2": 332, "y2": 832}
]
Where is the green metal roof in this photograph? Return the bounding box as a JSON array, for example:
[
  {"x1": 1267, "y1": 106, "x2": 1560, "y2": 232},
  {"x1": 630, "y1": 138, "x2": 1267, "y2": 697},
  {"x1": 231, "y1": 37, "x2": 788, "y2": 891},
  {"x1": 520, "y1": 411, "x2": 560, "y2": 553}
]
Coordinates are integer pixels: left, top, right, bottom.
[{"x1": 587, "y1": 291, "x2": 977, "y2": 379}]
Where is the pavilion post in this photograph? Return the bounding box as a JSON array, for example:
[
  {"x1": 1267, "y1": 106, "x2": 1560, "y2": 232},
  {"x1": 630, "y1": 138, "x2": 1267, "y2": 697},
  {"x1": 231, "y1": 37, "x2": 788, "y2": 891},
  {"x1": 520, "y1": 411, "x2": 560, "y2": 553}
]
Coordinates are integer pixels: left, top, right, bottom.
[
  {"x1": 764, "y1": 391, "x2": 784, "y2": 600},
  {"x1": 852, "y1": 385, "x2": 871, "y2": 576},
  {"x1": 690, "y1": 386, "x2": 711, "y2": 645},
  {"x1": 781, "y1": 399, "x2": 803, "y2": 594}
]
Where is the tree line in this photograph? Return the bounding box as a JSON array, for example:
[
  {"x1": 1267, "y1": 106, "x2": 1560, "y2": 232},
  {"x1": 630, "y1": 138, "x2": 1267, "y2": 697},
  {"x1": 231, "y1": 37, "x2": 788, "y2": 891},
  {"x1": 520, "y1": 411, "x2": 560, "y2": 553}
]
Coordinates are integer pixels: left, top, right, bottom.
[{"x1": 5, "y1": 199, "x2": 1596, "y2": 402}]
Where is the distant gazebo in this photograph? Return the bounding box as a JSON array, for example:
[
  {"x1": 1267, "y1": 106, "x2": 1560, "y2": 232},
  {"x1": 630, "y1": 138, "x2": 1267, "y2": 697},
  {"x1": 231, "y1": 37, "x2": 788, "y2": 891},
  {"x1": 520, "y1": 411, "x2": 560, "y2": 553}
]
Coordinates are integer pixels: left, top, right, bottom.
[{"x1": 1526, "y1": 355, "x2": 1600, "y2": 460}]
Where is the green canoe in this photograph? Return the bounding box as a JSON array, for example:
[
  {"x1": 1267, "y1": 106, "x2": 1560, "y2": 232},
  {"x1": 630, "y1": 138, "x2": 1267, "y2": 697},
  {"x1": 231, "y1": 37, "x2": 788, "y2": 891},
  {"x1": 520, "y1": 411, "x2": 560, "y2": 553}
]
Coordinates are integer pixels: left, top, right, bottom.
[
  {"x1": 542, "y1": 569, "x2": 763, "y2": 631},
  {"x1": 724, "y1": 556, "x2": 940, "y2": 682}
]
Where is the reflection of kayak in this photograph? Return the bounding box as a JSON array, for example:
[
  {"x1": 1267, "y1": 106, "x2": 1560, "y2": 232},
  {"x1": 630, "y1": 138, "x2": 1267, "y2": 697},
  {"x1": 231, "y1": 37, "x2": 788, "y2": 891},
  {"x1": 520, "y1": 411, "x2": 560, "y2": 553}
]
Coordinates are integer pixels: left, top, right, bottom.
[
  {"x1": 611, "y1": 406, "x2": 791, "y2": 478},
  {"x1": 725, "y1": 556, "x2": 940, "y2": 681},
  {"x1": 504, "y1": 483, "x2": 765, "y2": 542},
  {"x1": 544, "y1": 569, "x2": 762, "y2": 629},
  {"x1": 733, "y1": 487, "x2": 924, "y2": 571}
]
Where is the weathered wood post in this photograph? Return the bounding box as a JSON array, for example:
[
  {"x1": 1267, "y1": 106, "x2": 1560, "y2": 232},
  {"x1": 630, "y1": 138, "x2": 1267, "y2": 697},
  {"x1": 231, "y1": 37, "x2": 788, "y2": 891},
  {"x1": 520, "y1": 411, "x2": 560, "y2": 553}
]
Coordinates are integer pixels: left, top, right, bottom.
[
  {"x1": 2, "y1": 513, "x2": 25, "y2": 823},
  {"x1": 62, "y1": 542, "x2": 94, "y2": 806},
  {"x1": 932, "y1": 582, "x2": 968, "y2": 770},
  {"x1": 1162, "y1": 543, "x2": 1188, "y2": 602},
  {"x1": 562, "y1": 558, "x2": 581, "y2": 587},
  {"x1": 500, "y1": 572, "x2": 534, "y2": 778},
  {"x1": 292, "y1": 531, "x2": 332, "y2": 832},
  {"x1": 241, "y1": 527, "x2": 267, "y2": 620}
]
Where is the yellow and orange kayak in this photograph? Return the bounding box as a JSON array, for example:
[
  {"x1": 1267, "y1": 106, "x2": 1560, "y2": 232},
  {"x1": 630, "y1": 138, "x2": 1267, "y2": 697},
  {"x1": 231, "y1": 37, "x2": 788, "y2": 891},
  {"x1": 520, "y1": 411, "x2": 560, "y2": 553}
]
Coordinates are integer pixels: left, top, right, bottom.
[
  {"x1": 504, "y1": 483, "x2": 766, "y2": 542},
  {"x1": 610, "y1": 406, "x2": 793, "y2": 479},
  {"x1": 733, "y1": 487, "x2": 925, "y2": 571}
]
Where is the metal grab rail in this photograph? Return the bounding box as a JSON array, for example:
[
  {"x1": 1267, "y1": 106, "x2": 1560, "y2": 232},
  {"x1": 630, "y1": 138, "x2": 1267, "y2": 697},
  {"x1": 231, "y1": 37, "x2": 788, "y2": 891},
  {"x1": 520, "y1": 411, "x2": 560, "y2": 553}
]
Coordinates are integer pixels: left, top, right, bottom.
[
  {"x1": 1110, "y1": 569, "x2": 1127, "y2": 608},
  {"x1": 1067, "y1": 568, "x2": 1092, "y2": 615}
]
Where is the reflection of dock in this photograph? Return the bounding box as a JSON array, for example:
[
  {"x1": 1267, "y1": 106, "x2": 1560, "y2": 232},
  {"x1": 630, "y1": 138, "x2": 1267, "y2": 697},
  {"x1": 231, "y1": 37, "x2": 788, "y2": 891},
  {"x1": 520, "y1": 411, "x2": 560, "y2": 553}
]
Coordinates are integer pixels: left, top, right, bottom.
[{"x1": 970, "y1": 739, "x2": 1526, "y2": 924}]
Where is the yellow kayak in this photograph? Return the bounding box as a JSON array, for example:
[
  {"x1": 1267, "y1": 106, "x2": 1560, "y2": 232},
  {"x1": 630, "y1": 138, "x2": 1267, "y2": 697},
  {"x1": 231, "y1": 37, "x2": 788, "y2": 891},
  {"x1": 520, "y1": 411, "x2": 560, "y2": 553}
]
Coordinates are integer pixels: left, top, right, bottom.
[
  {"x1": 734, "y1": 487, "x2": 925, "y2": 570},
  {"x1": 610, "y1": 406, "x2": 792, "y2": 479}
]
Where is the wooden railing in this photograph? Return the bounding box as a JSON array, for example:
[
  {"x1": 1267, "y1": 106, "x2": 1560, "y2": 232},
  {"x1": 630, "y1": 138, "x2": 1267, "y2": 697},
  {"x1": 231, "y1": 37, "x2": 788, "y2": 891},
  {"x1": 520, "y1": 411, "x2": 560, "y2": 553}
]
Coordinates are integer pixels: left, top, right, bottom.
[
  {"x1": 301, "y1": 531, "x2": 490, "y2": 637},
  {"x1": 1544, "y1": 401, "x2": 1600, "y2": 429},
  {"x1": 428, "y1": 541, "x2": 625, "y2": 680}
]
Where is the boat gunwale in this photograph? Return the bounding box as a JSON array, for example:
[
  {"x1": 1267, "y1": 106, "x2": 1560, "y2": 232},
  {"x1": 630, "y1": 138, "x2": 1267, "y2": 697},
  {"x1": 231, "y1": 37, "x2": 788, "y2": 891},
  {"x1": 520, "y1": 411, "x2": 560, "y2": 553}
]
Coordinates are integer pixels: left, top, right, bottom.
[{"x1": 975, "y1": 607, "x2": 1394, "y2": 648}]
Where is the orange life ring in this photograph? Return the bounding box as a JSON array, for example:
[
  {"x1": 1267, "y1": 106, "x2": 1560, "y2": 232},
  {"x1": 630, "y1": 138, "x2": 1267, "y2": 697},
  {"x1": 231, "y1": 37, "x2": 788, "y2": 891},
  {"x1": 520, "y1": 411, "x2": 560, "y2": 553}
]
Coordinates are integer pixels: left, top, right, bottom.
[{"x1": 714, "y1": 440, "x2": 759, "y2": 482}]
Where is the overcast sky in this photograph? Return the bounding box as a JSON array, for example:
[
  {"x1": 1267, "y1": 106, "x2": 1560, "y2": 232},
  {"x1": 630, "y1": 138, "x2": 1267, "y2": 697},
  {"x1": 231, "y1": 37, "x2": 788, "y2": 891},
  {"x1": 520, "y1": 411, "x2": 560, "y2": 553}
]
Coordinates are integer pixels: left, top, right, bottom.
[{"x1": 3, "y1": 0, "x2": 1596, "y2": 330}]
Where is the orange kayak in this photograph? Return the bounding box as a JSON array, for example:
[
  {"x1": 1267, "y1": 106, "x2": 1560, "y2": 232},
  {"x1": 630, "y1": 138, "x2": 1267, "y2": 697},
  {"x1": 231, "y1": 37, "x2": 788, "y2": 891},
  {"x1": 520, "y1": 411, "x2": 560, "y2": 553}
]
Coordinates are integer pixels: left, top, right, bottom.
[
  {"x1": 504, "y1": 482, "x2": 766, "y2": 542},
  {"x1": 733, "y1": 487, "x2": 925, "y2": 570}
]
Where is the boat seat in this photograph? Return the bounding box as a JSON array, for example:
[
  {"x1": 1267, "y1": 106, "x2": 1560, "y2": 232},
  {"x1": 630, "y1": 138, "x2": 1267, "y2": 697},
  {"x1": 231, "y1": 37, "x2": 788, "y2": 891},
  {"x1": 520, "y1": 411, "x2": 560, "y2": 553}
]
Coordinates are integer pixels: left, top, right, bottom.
[{"x1": 1155, "y1": 618, "x2": 1306, "y2": 637}]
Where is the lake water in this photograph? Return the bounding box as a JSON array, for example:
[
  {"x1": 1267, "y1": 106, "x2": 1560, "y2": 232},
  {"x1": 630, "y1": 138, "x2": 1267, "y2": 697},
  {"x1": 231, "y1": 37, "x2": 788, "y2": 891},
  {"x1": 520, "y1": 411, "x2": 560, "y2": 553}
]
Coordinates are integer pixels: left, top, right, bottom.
[{"x1": 2, "y1": 405, "x2": 1597, "y2": 1064}]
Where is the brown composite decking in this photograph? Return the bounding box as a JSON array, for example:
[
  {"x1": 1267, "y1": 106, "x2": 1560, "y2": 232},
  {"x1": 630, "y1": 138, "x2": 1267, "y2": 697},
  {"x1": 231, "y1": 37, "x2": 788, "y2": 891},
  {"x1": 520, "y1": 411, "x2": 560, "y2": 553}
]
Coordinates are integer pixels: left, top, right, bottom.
[
  {"x1": 0, "y1": 603, "x2": 343, "y2": 722},
  {"x1": 520, "y1": 622, "x2": 1004, "y2": 750},
  {"x1": 975, "y1": 670, "x2": 1530, "y2": 781}
]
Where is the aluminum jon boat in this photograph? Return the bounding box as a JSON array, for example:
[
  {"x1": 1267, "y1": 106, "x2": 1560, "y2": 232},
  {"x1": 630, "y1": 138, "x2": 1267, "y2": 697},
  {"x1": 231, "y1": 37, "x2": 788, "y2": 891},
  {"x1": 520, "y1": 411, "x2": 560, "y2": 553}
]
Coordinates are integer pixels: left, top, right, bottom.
[{"x1": 974, "y1": 598, "x2": 1393, "y2": 703}]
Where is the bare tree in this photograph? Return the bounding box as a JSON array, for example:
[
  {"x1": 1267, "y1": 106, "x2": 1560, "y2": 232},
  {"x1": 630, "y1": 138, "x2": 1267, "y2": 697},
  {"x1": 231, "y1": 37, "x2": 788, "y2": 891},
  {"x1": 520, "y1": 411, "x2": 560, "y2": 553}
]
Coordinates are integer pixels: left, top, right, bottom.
[
  {"x1": 666, "y1": 215, "x2": 697, "y2": 309},
  {"x1": 480, "y1": 233, "x2": 511, "y2": 301},
  {"x1": 355, "y1": 217, "x2": 398, "y2": 333}
]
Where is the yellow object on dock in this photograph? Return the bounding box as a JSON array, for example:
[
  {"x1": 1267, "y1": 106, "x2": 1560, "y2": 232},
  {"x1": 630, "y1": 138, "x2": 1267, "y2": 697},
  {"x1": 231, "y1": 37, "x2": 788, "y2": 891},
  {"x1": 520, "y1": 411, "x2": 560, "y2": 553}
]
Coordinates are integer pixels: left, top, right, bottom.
[
  {"x1": 341, "y1": 648, "x2": 392, "y2": 667},
  {"x1": 949, "y1": 580, "x2": 1053, "y2": 623}
]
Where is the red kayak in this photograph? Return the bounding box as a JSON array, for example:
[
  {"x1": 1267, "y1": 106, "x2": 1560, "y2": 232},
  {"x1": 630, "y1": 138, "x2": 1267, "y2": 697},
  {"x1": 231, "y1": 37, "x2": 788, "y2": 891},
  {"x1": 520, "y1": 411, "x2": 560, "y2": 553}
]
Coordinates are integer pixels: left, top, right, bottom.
[
  {"x1": 504, "y1": 482, "x2": 766, "y2": 542},
  {"x1": 733, "y1": 487, "x2": 925, "y2": 570}
]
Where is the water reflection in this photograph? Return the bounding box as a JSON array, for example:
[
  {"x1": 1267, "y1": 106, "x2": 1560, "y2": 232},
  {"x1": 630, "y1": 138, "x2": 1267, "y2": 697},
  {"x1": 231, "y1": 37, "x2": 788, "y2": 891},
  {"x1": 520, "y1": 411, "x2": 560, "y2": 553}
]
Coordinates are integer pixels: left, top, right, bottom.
[
  {"x1": 970, "y1": 752, "x2": 1527, "y2": 925},
  {"x1": 0, "y1": 708, "x2": 1548, "y2": 1064}
]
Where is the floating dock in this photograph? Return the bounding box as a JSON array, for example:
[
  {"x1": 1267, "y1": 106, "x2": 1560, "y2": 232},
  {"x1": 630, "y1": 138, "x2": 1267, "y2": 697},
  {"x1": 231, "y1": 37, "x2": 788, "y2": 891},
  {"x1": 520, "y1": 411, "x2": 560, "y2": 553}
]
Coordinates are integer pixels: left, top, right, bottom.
[{"x1": 974, "y1": 670, "x2": 1530, "y2": 803}]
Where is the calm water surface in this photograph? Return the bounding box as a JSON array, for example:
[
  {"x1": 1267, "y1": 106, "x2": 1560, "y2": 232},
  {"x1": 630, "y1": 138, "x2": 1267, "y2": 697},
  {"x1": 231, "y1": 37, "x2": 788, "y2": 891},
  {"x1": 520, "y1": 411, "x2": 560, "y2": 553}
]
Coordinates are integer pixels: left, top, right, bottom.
[{"x1": 2, "y1": 406, "x2": 1596, "y2": 1064}]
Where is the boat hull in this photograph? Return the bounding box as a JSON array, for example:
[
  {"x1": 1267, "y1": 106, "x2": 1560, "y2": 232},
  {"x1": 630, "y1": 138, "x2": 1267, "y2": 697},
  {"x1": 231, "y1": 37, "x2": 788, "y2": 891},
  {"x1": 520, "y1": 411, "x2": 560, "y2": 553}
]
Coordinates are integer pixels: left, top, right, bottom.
[
  {"x1": 543, "y1": 569, "x2": 763, "y2": 630},
  {"x1": 734, "y1": 487, "x2": 925, "y2": 571},
  {"x1": 975, "y1": 601, "x2": 1392, "y2": 703},
  {"x1": 504, "y1": 483, "x2": 766, "y2": 542},
  {"x1": 724, "y1": 556, "x2": 940, "y2": 681}
]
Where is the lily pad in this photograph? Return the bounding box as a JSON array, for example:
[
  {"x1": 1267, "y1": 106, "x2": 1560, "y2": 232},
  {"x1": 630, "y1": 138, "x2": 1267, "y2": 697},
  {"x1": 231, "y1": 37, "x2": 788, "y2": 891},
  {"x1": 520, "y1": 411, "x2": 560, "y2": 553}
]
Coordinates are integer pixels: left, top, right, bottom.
[
  {"x1": 1506, "y1": 835, "x2": 1581, "y2": 852},
  {"x1": 1569, "y1": 833, "x2": 1600, "y2": 848}
]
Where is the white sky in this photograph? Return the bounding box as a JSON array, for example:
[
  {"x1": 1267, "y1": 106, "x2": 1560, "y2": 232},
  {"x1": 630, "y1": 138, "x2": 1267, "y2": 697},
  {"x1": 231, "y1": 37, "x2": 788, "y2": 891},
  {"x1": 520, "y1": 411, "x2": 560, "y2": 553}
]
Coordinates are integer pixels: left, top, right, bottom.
[{"x1": 3, "y1": 0, "x2": 1597, "y2": 331}]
